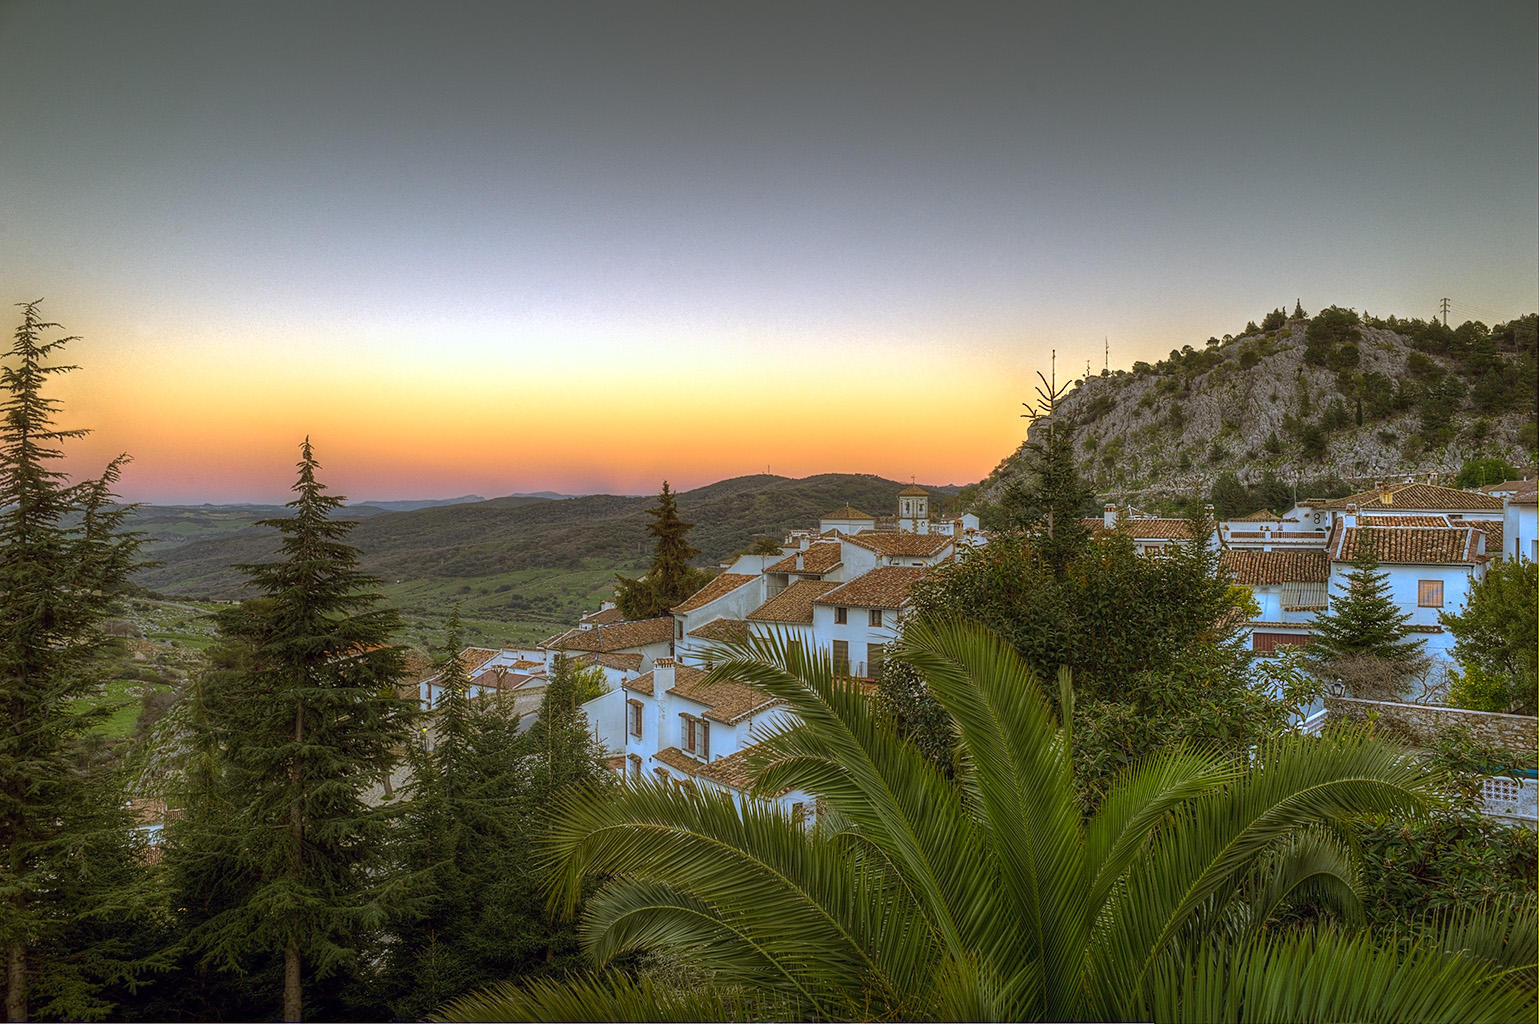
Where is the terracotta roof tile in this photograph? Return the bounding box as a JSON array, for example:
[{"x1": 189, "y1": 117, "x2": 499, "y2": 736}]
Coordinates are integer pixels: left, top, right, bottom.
[
  {"x1": 897, "y1": 485, "x2": 930, "y2": 497},
  {"x1": 1317, "y1": 483, "x2": 1503, "y2": 512},
  {"x1": 766, "y1": 542, "x2": 844, "y2": 575},
  {"x1": 1082, "y1": 517, "x2": 1195, "y2": 540},
  {"x1": 814, "y1": 566, "x2": 929, "y2": 610},
  {"x1": 1332, "y1": 526, "x2": 1480, "y2": 565},
  {"x1": 1234, "y1": 508, "x2": 1294, "y2": 522},
  {"x1": 672, "y1": 573, "x2": 758, "y2": 614},
  {"x1": 823, "y1": 504, "x2": 874, "y2": 520},
  {"x1": 1466, "y1": 520, "x2": 1503, "y2": 550},
  {"x1": 847, "y1": 530, "x2": 954, "y2": 558},
  {"x1": 459, "y1": 647, "x2": 500, "y2": 673},
  {"x1": 1358, "y1": 515, "x2": 1452, "y2": 527},
  {"x1": 579, "y1": 606, "x2": 624, "y2": 626},
  {"x1": 623, "y1": 672, "x2": 655, "y2": 697},
  {"x1": 665, "y1": 664, "x2": 781, "y2": 724},
  {"x1": 687, "y1": 618, "x2": 750, "y2": 643},
  {"x1": 571, "y1": 651, "x2": 645, "y2": 672},
  {"x1": 1220, "y1": 550, "x2": 1330, "y2": 585},
  {"x1": 651, "y1": 746, "x2": 709, "y2": 777},
  {"x1": 747, "y1": 580, "x2": 843, "y2": 623},
  {"x1": 552, "y1": 617, "x2": 673, "y2": 653}
]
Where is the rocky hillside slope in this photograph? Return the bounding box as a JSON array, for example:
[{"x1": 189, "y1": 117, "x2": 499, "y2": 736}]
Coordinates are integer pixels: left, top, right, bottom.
[{"x1": 985, "y1": 309, "x2": 1537, "y2": 505}]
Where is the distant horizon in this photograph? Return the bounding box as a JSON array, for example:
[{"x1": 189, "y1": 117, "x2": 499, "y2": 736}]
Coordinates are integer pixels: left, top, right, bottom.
[{"x1": 110, "y1": 469, "x2": 978, "y2": 507}]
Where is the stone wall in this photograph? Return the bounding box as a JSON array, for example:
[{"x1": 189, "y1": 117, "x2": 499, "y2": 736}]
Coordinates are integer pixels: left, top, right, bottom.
[{"x1": 1324, "y1": 695, "x2": 1538, "y2": 751}]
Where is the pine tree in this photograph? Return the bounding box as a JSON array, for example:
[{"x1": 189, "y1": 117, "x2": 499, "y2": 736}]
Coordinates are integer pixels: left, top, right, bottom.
[
  {"x1": 986, "y1": 368, "x2": 1092, "y2": 574},
  {"x1": 1311, "y1": 545, "x2": 1423, "y2": 667},
  {"x1": 176, "y1": 439, "x2": 414, "y2": 1022},
  {"x1": 613, "y1": 481, "x2": 711, "y2": 619},
  {"x1": 0, "y1": 302, "x2": 146, "y2": 1021}
]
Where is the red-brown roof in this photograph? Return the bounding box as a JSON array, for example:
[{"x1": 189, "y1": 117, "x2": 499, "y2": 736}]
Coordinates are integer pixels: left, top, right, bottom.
[
  {"x1": 664, "y1": 664, "x2": 781, "y2": 725},
  {"x1": 747, "y1": 580, "x2": 843, "y2": 623},
  {"x1": 1234, "y1": 508, "x2": 1294, "y2": 522},
  {"x1": 579, "y1": 606, "x2": 624, "y2": 626},
  {"x1": 1220, "y1": 550, "x2": 1330, "y2": 585},
  {"x1": 672, "y1": 573, "x2": 758, "y2": 614},
  {"x1": 1317, "y1": 483, "x2": 1503, "y2": 512},
  {"x1": 551, "y1": 617, "x2": 674, "y2": 653},
  {"x1": 686, "y1": 618, "x2": 750, "y2": 643},
  {"x1": 570, "y1": 651, "x2": 645, "y2": 672},
  {"x1": 814, "y1": 566, "x2": 929, "y2": 610},
  {"x1": 847, "y1": 530, "x2": 954, "y2": 558},
  {"x1": 1083, "y1": 517, "x2": 1196, "y2": 540},
  {"x1": 823, "y1": 504, "x2": 874, "y2": 520},
  {"x1": 1331, "y1": 526, "x2": 1480, "y2": 565},
  {"x1": 1358, "y1": 514, "x2": 1452, "y2": 527},
  {"x1": 766, "y1": 542, "x2": 844, "y2": 575},
  {"x1": 897, "y1": 485, "x2": 930, "y2": 497}
]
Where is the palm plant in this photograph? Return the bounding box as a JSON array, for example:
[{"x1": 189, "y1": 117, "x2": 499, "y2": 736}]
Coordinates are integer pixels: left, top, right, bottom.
[{"x1": 438, "y1": 618, "x2": 1535, "y2": 1022}]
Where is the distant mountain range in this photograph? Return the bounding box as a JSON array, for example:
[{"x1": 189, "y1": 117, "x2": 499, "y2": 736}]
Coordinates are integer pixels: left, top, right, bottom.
[{"x1": 134, "y1": 474, "x2": 960, "y2": 599}]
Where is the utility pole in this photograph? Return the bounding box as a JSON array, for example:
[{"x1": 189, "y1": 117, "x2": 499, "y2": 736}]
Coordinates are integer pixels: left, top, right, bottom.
[
  {"x1": 1439, "y1": 297, "x2": 1450, "y2": 326},
  {"x1": 1104, "y1": 336, "x2": 1109, "y2": 373}
]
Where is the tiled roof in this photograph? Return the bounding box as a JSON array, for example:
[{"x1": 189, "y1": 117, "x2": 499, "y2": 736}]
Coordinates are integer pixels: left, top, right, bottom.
[
  {"x1": 747, "y1": 580, "x2": 842, "y2": 623},
  {"x1": 687, "y1": 618, "x2": 749, "y2": 643},
  {"x1": 898, "y1": 485, "x2": 930, "y2": 497},
  {"x1": 823, "y1": 504, "x2": 874, "y2": 520},
  {"x1": 652, "y1": 746, "x2": 709, "y2": 777},
  {"x1": 552, "y1": 617, "x2": 673, "y2": 653},
  {"x1": 1358, "y1": 515, "x2": 1452, "y2": 527},
  {"x1": 814, "y1": 566, "x2": 929, "y2": 610},
  {"x1": 672, "y1": 573, "x2": 758, "y2": 614},
  {"x1": 846, "y1": 530, "x2": 954, "y2": 558},
  {"x1": 766, "y1": 542, "x2": 844, "y2": 575},
  {"x1": 571, "y1": 651, "x2": 644, "y2": 672},
  {"x1": 1331, "y1": 526, "x2": 1480, "y2": 565},
  {"x1": 665, "y1": 664, "x2": 781, "y2": 724},
  {"x1": 469, "y1": 666, "x2": 541, "y2": 692},
  {"x1": 1510, "y1": 485, "x2": 1539, "y2": 506},
  {"x1": 1478, "y1": 479, "x2": 1534, "y2": 493},
  {"x1": 460, "y1": 647, "x2": 501, "y2": 673},
  {"x1": 1220, "y1": 550, "x2": 1329, "y2": 585},
  {"x1": 623, "y1": 672, "x2": 655, "y2": 697},
  {"x1": 1467, "y1": 520, "x2": 1503, "y2": 551},
  {"x1": 1083, "y1": 517, "x2": 1195, "y2": 540},
  {"x1": 579, "y1": 606, "x2": 624, "y2": 626},
  {"x1": 1317, "y1": 483, "x2": 1503, "y2": 512},
  {"x1": 1234, "y1": 508, "x2": 1294, "y2": 522}
]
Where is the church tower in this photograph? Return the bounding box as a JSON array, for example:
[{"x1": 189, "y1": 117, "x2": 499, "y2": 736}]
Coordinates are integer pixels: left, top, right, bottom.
[{"x1": 897, "y1": 485, "x2": 930, "y2": 533}]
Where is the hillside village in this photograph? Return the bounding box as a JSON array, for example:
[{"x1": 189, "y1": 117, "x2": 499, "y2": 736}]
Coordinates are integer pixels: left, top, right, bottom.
[{"x1": 416, "y1": 475, "x2": 1538, "y2": 822}]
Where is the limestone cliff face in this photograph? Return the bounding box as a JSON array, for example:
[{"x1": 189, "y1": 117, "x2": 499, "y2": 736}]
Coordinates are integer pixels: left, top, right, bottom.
[{"x1": 983, "y1": 317, "x2": 1536, "y2": 504}]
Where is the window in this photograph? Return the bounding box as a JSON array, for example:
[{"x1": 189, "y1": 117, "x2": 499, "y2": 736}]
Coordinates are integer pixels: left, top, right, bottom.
[
  {"x1": 627, "y1": 699, "x2": 643, "y2": 738},
  {"x1": 680, "y1": 714, "x2": 710, "y2": 759},
  {"x1": 1418, "y1": 580, "x2": 1444, "y2": 607},
  {"x1": 867, "y1": 643, "x2": 885, "y2": 680},
  {"x1": 834, "y1": 606, "x2": 848, "y2": 624},
  {"x1": 832, "y1": 639, "x2": 850, "y2": 676},
  {"x1": 627, "y1": 754, "x2": 642, "y2": 780},
  {"x1": 676, "y1": 618, "x2": 684, "y2": 639},
  {"x1": 869, "y1": 608, "x2": 883, "y2": 627}
]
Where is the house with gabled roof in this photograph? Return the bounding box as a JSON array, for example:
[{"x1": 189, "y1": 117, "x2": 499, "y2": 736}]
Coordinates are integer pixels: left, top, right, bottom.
[
  {"x1": 1505, "y1": 485, "x2": 1538, "y2": 561},
  {"x1": 1219, "y1": 550, "x2": 1330, "y2": 653}
]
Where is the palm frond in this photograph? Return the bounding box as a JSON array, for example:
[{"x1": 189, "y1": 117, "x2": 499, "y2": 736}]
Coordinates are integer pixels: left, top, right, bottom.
[
  {"x1": 1144, "y1": 926, "x2": 1536, "y2": 1023},
  {"x1": 429, "y1": 970, "x2": 773, "y2": 1022}
]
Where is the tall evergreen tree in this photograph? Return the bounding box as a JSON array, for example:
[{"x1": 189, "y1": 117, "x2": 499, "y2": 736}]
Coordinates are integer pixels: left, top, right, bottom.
[
  {"x1": 613, "y1": 481, "x2": 711, "y2": 619},
  {"x1": 1311, "y1": 545, "x2": 1423, "y2": 667},
  {"x1": 0, "y1": 302, "x2": 147, "y2": 1021},
  {"x1": 174, "y1": 440, "x2": 414, "y2": 1022},
  {"x1": 986, "y1": 368, "x2": 1093, "y2": 573}
]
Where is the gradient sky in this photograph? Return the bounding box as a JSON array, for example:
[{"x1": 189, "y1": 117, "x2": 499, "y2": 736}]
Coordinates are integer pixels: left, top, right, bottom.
[{"x1": 2, "y1": 1, "x2": 1535, "y2": 503}]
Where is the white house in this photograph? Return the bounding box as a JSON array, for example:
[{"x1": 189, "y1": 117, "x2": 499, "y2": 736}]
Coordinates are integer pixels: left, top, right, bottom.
[
  {"x1": 810, "y1": 565, "x2": 928, "y2": 681},
  {"x1": 1219, "y1": 549, "x2": 1329, "y2": 653},
  {"x1": 1325, "y1": 515, "x2": 1488, "y2": 662},
  {"x1": 1504, "y1": 486, "x2": 1538, "y2": 562}
]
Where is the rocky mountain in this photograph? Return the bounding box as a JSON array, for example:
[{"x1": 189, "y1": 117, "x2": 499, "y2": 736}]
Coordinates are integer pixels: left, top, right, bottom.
[{"x1": 984, "y1": 309, "x2": 1537, "y2": 506}]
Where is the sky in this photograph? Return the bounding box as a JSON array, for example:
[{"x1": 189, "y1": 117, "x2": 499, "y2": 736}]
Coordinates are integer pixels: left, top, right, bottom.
[{"x1": 1, "y1": 1, "x2": 1535, "y2": 504}]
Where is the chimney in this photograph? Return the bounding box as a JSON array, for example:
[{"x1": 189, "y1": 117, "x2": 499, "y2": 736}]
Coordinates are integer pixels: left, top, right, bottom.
[
  {"x1": 653, "y1": 658, "x2": 675, "y2": 690},
  {"x1": 1104, "y1": 502, "x2": 1117, "y2": 529},
  {"x1": 1343, "y1": 503, "x2": 1358, "y2": 528},
  {"x1": 795, "y1": 552, "x2": 804, "y2": 570}
]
